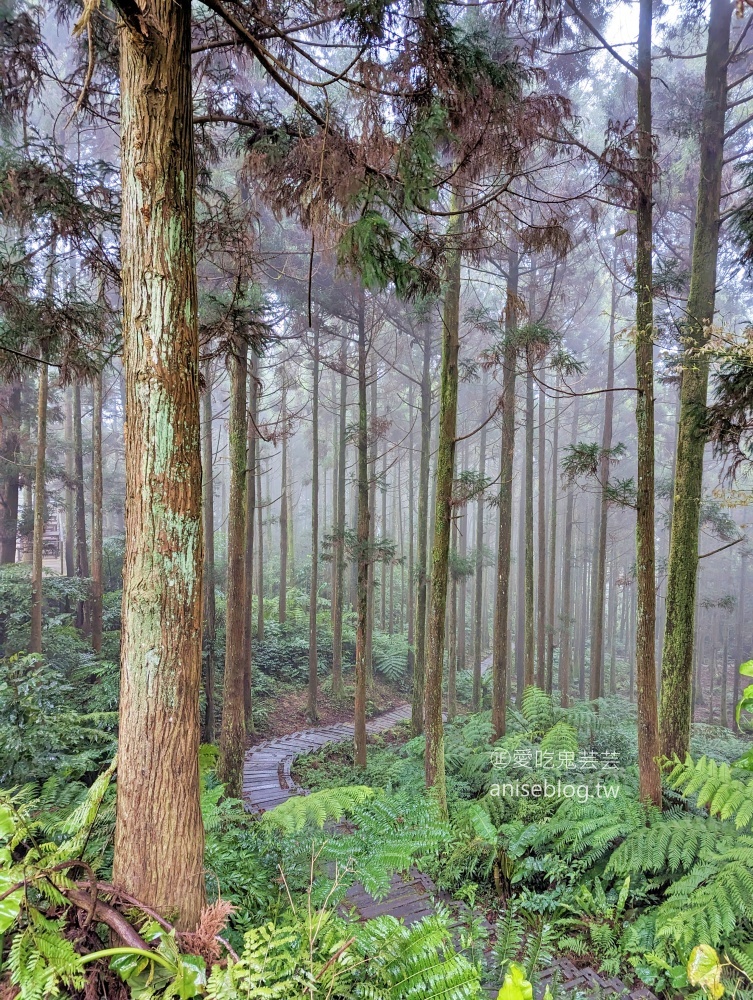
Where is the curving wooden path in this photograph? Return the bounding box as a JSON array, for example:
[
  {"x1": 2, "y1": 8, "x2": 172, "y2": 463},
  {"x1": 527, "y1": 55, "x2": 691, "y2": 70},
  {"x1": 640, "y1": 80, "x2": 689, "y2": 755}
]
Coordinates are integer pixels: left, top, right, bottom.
[{"x1": 242, "y1": 662, "x2": 657, "y2": 1000}]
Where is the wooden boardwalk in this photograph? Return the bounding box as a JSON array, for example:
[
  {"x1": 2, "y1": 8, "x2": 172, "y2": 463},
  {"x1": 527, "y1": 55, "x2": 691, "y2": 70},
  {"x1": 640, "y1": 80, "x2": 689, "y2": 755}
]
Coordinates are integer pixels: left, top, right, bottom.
[{"x1": 242, "y1": 661, "x2": 657, "y2": 1000}]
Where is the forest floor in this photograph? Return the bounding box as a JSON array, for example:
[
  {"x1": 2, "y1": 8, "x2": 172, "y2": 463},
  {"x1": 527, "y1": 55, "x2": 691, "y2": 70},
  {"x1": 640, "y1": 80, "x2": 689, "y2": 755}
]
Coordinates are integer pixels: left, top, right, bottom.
[{"x1": 248, "y1": 677, "x2": 405, "y2": 746}]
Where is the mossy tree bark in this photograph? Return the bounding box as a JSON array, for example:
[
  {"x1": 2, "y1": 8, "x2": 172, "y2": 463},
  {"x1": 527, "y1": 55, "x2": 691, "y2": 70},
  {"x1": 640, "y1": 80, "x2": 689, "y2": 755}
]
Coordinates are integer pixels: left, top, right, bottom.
[
  {"x1": 112, "y1": 0, "x2": 205, "y2": 929},
  {"x1": 91, "y1": 370, "x2": 103, "y2": 653},
  {"x1": 218, "y1": 336, "x2": 248, "y2": 795},
  {"x1": 492, "y1": 247, "x2": 519, "y2": 739},
  {"x1": 634, "y1": 0, "x2": 662, "y2": 806},
  {"x1": 29, "y1": 364, "x2": 48, "y2": 655},
  {"x1": 202, "y1": 363, "x2": 216, "y2": 742},
  {"x1": 660, "y1": 0, "x2": 731, "y2": 760},
  {"x1": 354, "y1": 286, "x2": 369, "y2": 767},
  {"x1": 425, "y1": 198, "x2": 462, "y2": 818},
  {"x1": 411, "y1": 322, "x2": 432, "y2": 735}
]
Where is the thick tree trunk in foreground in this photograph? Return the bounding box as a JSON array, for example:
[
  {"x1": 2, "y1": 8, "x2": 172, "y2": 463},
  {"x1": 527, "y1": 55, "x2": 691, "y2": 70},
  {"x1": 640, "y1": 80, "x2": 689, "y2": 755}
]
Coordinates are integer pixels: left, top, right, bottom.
[
  {"x1": 634, "y1": 0, "x2": 662, "y2": 805},
  {"x1": 308, "y1": 325, "x2": 320, "y2": 722},
  {"x1": 590, "y1": 291, "x2": 616, "y2": 700},
  {"x1": 218, "y1": 338, "x2": 248, "y2": 796},
  {"x1": 660, "y1": 0, "x2": 730, "y2": 760},
  {"x1": 354, "y1": 288, "x2": 369, "y2": 767},
  {"x1": 492, "y1": 248, "x2": 519, "y2": 739},
  {"x1": 411, "y1": 323, "x2": 432, "y2": 735},
  {"x1": 29, "y1": 365, "x2": 48, "y2": 654},
  {"x1": 202, "y1": 367, "x2": 216, "y2": 742},
  {"x1": 0, "y1": 381, "x2": 21, "y2": 564},
  {"x1": 91, "y1": 370, "x2": 103, "y2": 653},
  {"x1": 425, "y1": 199, "x2": 462, "y2": 818},
  {"x1": 113, "y1": 0, "x2": 205, "y2": 928},
  {"x1": 473, "y1": 370, "x2": 488, "y2": 710}
]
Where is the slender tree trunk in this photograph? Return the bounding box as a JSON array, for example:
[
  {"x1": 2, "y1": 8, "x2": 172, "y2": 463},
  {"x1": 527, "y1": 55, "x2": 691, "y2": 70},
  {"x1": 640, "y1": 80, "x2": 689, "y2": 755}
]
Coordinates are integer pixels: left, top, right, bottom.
[
  {"x1": 366, "y1": 359, "x2": 377, "y2": 685},
  {"x1": 113, "y1": 0, "x2": 205, "y2": 928},
  {"x1": 492, "y1": 248, "x2": 519, "y2": 738},
  {"x1": 458, "y1": 441, "x2": 468, "y2": 671},
  {"x1": 380, "y1": 450, "x2": 387, "y2": 630},
  {"x1": 425, "y1": 198, "x2": 462, "y2": 818},
  {"x1": 0, "y1": 381, "x2": 21, "y2": 565},
  {"x1": 202, "y1": 365, "x2": 216, "y2": 742},
  {"x1": 279, "y1": 385, "x2": 288, "y2": 623},
  {"x1": 515, "y1": 456, "x2": 525, "y2": 699},
  {"x1": 257, "y1": 442, "x2": 265, "y2": 640},
  {"x1": 332, "y1": 343, "x2": 347, "y2": 697},
  {"x1": 590, "y1": 286, "x2": 617, "y2": 699},
  {"x1": 473, "y1": 370, "x2": 488, "y2": 710},
  {"x1": 355, "y1": 286, "x2": 369, "y2": 766},
  {"x1": 448, "y1": 518, "x2": 458, "y2": 722},
  {"x1": 73, "y1": 380, "x2": 90, "y2": 632},
  {"x1": 29, "y1": 365, "x2": 48, "y2": 654},
  {"x1": 536, "y1": 384, "x2": 546, "y2": 687},
  {"x1": 64, "y1": 389, "x2": 75, "y2": 576},
  {"x1": 734, "y1": 552, "x2": 747, "y2": 727},
  {"x1": 412, "y1": 322, "x2": 432, "y2": 735},
  {"x1": 407, "y1": 383, "x2": 415, "y2": 671},
  {"x1": 660, "y1": 0, "x2": 731, "y2": 760},
  {"x1": 91, "y1": 370, "x2": 103, "y2": 653},
  {"x1": 721, "y1": 618, "x2": 729, "y2": 728},
  {"x1": 243, "y1": 359, "x2": 257, "y2": 731},
  {"x1": 308, "y1": 324, "x2": 320, "y2": 722},
  {"x1": 546, "y1": 382, "x2": 560, "y2": 693},
  {"x1": 524, "y1": 368, "x2": 535, "y2": 687},
  {"x1": 608, "y1": 551, "x2": 618, "y2": 695},
  {"x1": 559, "y1": 398, "x2": 579, "y2": 706},
  {"x1": 218, "y1": 336, "x2": 248, "y2": 796},
  {"x1": 634, "y1": 0, "x2": 662, "y2": 805}
]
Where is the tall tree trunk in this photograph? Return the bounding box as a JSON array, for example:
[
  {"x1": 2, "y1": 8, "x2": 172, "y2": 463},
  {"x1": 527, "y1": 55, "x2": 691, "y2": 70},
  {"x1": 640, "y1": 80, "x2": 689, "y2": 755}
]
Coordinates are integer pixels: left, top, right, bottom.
[
  {"x1": 407, "y1": 383, "x2": 415, "y2": 672},
  {"x1": 524, "y1": 368, "x2": 535, "y2": 688},
  {"x1": 218, "y1": 336, "x2": 248, "y2": 796},
  {"x1": 308, "y1": 324, "x2": 320, "y2": 722},
  {"x1": 634, "y1": 0, "x2": 662, "y2": 805},
  {"x1": 492, "y1": 248, "x2": 519, "y2": 738},
  {"x1": 734, "y1": 552, "x2": 747, "y2": 727},
  {"x1": 425, "y1": 199, "x2": 462, "y2": 818},
  {"x1": 458, "y1": 440, "x2": 468, "y2": 671},
  {"x1": 64, "y1": 389, "x2": 75, "y2": 575},
  {"x1": 590, "y1": 284, "x2": 617, "y2": 700},
  {"x1": 559, "y1": 397, "x2": 579, "y2": 706},
  {"x1": 29, "y1": 365, "x2": 48, "y2": 654},
  {"x1": 721, "y1": 618, "x2": 729, "y2": 728},
  {"x1": 202, "y1": 365, "x2": 216, "y2": 742},
  {"x1": 608, "y1": 552, "x2": 618, "y2": 695},
  {"x1": 332, "y1": 343, "x2": 347, "y2": 697},
  {"x1": 243, "y1": 359, "x2": 257, "y2": 731},
  {"x1": 660, "y1": 0, "x2": 731, "y2": 760},
  {"x1": 355, "y1": 286, "x2": 369, "y2": 766},
  {"x1": 536, "y1": 384, "x2": 546, "y2": 687},
  {"x1": 380, "y1": 450, "x2": 387, "y2": 630},
  {"x1": 113, "y1": 0, "x2": 205, "y2": 929},
  {"x1": 448, "y1": 518, "x2": 458, "y2": 722},
  {"x1": 545, "y1": 381, "x2": 560, "y2": 693},
  {"x1": 279, "y1": 385, "x2": 288, "y2": 623},
  {"x1": 412, "y1": 322, "x2": 432, "y2": 735},
  {"x1": 256, "y1": 442, "x2": 265, "y2": 640},
  {"x1": 91, "y1": 370, "x2": 103, "y2": 653},
  {"x1": 73, "y1": 380, "x2": 90, "y2": 632},
  {"x1": 473, "y1": 369, "x2": 488, "y2": 710},
  {"x1": 0, "y1": 381, "x2": 21, "y2": 564},
  {"x1": 366, "y1": 358, "x2": 377, "y2": 685},
  {"x1": 515, "y1": 453, "x2": 525, "y2": 698}
]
